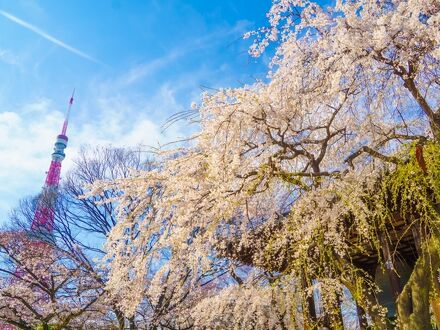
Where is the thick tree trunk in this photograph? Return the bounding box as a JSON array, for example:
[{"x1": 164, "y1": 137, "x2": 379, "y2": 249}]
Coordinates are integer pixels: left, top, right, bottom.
[
  {"x1": 396, "y1": 250, "x2": 434, "y2": 329},
  {"x1": 396, "y1": 236, "x2": 440, "y2": 329}
]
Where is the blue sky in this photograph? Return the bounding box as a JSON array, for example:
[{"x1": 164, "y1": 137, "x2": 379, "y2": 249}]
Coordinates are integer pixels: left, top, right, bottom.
[{"x1": 0, "y1": 0, "x2": 273, "y2": 222}]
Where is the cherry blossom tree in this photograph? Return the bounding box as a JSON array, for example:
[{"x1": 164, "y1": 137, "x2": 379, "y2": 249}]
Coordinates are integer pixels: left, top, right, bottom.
[
  {"x1": 0, "y1": 231, "x2": 104, "y2": 330},
  {"x1": 88, "y1": 0, "x2": 439, "y2": 328}
]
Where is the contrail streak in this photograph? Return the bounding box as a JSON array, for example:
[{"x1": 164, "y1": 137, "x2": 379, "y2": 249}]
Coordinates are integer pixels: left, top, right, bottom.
[{"x1": 0, "y1": 10, "x2": 100, "y2": 64}]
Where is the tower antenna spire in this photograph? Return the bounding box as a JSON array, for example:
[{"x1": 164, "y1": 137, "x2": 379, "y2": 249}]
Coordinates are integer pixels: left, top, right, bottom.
[{"x1": 61, "y1": 88, "x2": 75, "y2": 136}]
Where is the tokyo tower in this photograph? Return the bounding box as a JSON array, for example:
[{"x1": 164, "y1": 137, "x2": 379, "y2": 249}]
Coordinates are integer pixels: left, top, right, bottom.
[{"x1": 31, "y1": 91, "x2": 74, "y2": 235}]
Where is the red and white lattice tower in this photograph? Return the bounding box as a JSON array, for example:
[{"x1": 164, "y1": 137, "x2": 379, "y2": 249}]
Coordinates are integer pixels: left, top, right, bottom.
[{"x1": 31, "y1": 91, "x2": 74, "y2": 235}]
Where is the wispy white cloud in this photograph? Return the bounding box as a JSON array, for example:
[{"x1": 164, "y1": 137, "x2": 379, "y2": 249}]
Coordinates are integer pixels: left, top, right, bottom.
[
  {"x1": 120, "y1": 50, "x2": 181, "y2": 86},
  {"x1": 0, "y1": 49, "x2": 21, "y2": 66},
  {"x1": 119, "y1": 19, "x2": 252, "y2": 87},
  {"x1": 0, "y1": 10, "x2": 100, "y2": 64}
]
